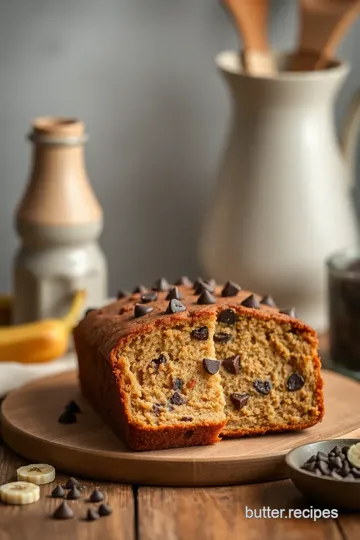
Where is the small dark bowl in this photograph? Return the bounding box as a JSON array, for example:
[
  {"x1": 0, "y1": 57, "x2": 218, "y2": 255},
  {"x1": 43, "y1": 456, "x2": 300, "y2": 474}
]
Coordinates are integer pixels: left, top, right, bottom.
[{"x1": 286, "y1": 439, "x2": 360, "y2": 511}]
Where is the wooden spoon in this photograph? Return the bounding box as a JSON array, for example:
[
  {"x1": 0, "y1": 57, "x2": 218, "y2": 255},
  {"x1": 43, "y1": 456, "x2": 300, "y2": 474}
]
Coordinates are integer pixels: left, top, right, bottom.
[
  {"x1": 222, "y1": 0, "x2": 276, "y2": 77},
  {"x1": 289, "y1": 0, "x2": 360, "y2": 71}
]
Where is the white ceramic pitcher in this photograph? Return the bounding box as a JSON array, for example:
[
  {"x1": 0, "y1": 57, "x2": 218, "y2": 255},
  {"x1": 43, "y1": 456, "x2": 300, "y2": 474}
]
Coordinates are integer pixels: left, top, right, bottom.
[{"x1": 200, "y1": 51, "x2": 360, "y2": 332}]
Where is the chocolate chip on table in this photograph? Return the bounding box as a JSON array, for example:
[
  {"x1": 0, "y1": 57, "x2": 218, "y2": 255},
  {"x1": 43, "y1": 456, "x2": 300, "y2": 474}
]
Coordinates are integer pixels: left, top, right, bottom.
[
  {"x1": 180, "y1": 416, "x2": 193, "y2": 422},
  {"x1": 166, "y1": 299, "x2": 186, "y2": 314},
  {"x1": 197, "y1": 290, "x2": 215, "y2": 305},
  {"x1": 230, "y1": 393, "x2": 250, "y2": 411},
  {"x1": 173, "y1": 378, "x2": 184, "y2": 390},
  {"x1": 152, "y1": 277, "x2": 170, "y2": 292},
  {"x1": 141, "y1": 291, "x2": 158, "y2": 303},
  {"x1": 52, "y1": 501, "x2": 74, "y2": 520},
  {"x1": 217, "y1": 309, "x2": 236, "y2": 325},
  {"x1": 253, "y1": 379, "x2": 272, "y2": 395},
  {"x1": 58, "y1": 409, "x2": 77, "y2": 425},
  {"x1": 170, "y1": 392, "x2": 186, "y2": 405},
  {"x1": 98, "y1": 503, "x2": 112, "y2": 517},
  {"x1": 67, "y1": 486, "x2": 81, "y2": 500},
  {"x1": 286, "y1": 373, "x2": 305, "y2": 391},
  {"x1": 241, "y1": 295, "x2": 260, "y2": 309},
  {"x1": 260, "y1": 295, "x2": 276, "y2": 307},
  {"x1": 51, "y1": 485, "x2": 65, "y2": 498},
  {"x1": 203, "y1": 358, "x2": 220, "y2": 375},
  {"x1": 191, "y1": 326, "x2": 209, "y2": 340},
  {"x1": 133, "y1": 284, "x2": 147, "y2": 294},
  {"x1": 279, "y1": 307, "x2": 296, "y2": 317},
  {"x1": 166, "y1": 287, "x2": 183, "y2": 301},
  {"x1": 152, "y1": 354, "x2": 167, "y2": 369},
  {"x1": 117, "y1": 290, "x2": 130, "y2": 299},
  {"x1": 214, "y1": 332, "x2": 232, "y2": 343},
  {"x1": 221, "y1": 280, "x2": 241, "y2": 297},
  {"x1": 134, "y1": 304, "x2": 153, "y2": 318},
  {"x1": 222, "y1": 355, "x2": 240, "y2": 375},
  {"x1": 86, "y1": 508, "x2": 100, "y2": 521},
  {"x1": 65, "y1": 477, "x2": 80, "y2": 489},
  {"x1": 89, "y1": 489, "x2": 104, "y2": 503},
  {"x1": 174, "y1": 276, "x2": 192, "y2": 287},
  {"x1": 65, "y1": 400, "x2": 81, "y2": 414}
]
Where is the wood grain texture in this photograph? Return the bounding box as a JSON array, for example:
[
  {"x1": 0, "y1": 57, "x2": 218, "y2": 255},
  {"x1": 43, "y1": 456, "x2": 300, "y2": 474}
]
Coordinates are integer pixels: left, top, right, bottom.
[
  {"x1": 1, "y1": 369, "x2": 360, "y2": 486},
  {"x1": 0, "y1": 443, "x2": 135, "y2": 540},
  {"x1": 138, "y1": 481, "x2": 343, "y2": 540}
]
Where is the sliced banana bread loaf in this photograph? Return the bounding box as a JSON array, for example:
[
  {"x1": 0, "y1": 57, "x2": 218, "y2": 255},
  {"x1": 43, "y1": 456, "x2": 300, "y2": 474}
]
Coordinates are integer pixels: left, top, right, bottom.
[{"x1": 74, "y1": 278, "x2": 324, "y2": 451}]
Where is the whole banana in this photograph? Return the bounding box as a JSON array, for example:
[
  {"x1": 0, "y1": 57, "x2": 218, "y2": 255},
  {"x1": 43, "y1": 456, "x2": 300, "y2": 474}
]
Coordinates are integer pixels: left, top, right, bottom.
[{"x1": 0, "y1": 290, "x2": 86, "y2": 363}]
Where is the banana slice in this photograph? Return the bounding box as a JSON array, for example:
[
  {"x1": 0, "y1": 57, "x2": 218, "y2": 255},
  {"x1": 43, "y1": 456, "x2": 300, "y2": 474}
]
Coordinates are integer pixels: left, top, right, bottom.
[
  {"x1": 0, "y1": 481, "x2": 40, "y2": 505},
  {"x1": 348, "y1": 443, "x2": 360, "y2": 468},
  {"x1": 17, "y1": 464, "x2": 55, "y2": 485}
]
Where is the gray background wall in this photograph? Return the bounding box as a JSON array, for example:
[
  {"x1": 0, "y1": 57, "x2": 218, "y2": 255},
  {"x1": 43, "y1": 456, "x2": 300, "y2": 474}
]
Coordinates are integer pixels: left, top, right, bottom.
[{"x1": 1, "y1": 0, "x2": 359, "y2": 295}]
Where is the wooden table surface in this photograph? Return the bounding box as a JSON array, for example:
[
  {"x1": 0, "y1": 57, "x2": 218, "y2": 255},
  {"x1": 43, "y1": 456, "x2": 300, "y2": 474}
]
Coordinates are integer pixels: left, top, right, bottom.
[{"x1": 1, "y1": 335, "x2": 359, "y2": 539}]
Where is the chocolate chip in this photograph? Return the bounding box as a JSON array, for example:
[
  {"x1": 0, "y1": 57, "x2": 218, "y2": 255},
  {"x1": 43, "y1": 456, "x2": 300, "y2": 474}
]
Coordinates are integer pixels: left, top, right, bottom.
[
  {"x1": 117, "y1": 290, "x2": 130, "y2": 299},
  {"x1": 89, "y1": 489, "x2": 104, "y2": 503},
  {"x1": 214, "y1": 332, "x2": 232, "y2": 343},
  {"x1": 318, "y1": 461, "x2": 330, "y2": 475},
  {"x1": 305, "y1": 455, "x2": 316, "y2": 464},
  {"x1": 98, "y1": 503, "x2": 112, "y2": 517},
  {"x1": 170, "y1": 392, "x2": 186, "y2": 405},
  {"x1": 53, "y1": 501, "x2": 74, "y2": 520},
  {"x1": 342, "y1": 446, "x2": 350, "y2": 457},
  {"x1": 134, "y1": 304, "x2": 153, "y2": 318},
  {"x1": 51, "y1": 485, "x2": 65, "y2": 498},
  {"x1": 279, "y1": 307, "x2": 296, "y2": 317},
  {"x1": 352, "y1": 468, "x2": 360, "y2": 479},
  {"x1": 152, "y1": 403, "x2": 162, "y2": 416},
  {"x1": 197, "y1": 290, "x2": 215, "y2": 305},
  {"x1": 204, "y1": 278, "x2": 216, "y2": 289},
  {"x1": 331, "y1": 471, "x2": 343, "y2": 480},
  {"x1": 260, "y1": 295, "x2": 276, "y2": 307},
  {"x1": 222, "y1": 355, "x2": 240, "y2": 375},
  {"x1": 133, "y1": 284, "x2": 147, "y2": 294},
  {"x1": 65, "y1": 400, "x2": 81, "y2": 414},
  {"x1": 241, "y1": 294, "x2": 260, "y2": 309},
  {"x1": 317, "y1": 451, "x2": 328, "y2": 461},
  {"x1": 286, "y1": 373, "x2": 305, "y2": 391},
  {"x1": 152, "y1": 354, "x2": 167, "y2": 369},
  {"x1": 331, "y1": 446, "x2": 342, "y2": 456},
  {"x1": 58, "y1": 409, "x2": 76, "y2": 424},
  {"x1": 222, "y1": 281, "x2": 241, "y2": 297},
  {"x1": 194, "y1": 281, "x2": 213, "y2": 295},
  {"x1": 203, "y1": 358, "x2": 220, "y2": 375},
  {"x1": 87, "y1": 509, "x2": 100, "y2": 521},
  {"x1": 345, "y1": 473, "x2": 355, "y2": 481},
  {"x1": 193, "y1": 277, "x2": 204, "y2": 289},
  {"x1": 302, "y1": 462, "x2": 316, "y2": 472},
  {"x1": 173, "y1": 378, "x2": 184, "y2": 390},
  {"x1": 166, "y1": 299, "x2": 186, "y2": 314},
  {"x1": 141, "y1": 291, "x2": 158, "y2": 303},
  {"x1": 65, "y1": 477, "x2": 80, "y2": 489},
  {"x1": 174, "y1": 276, "x2": 192, "y2": 287},
  {"x1": 217, "y1": 309, "x2": 236, "y2": 325},
  {"x1": 230, "y1": 393, "x2": 250, "y2": 410},
  {"x1": 341, "y1": 462, "x2": 351, "y2": 477},
  {"x1": 85, "y1": 308, "x2": 95, "y2": 316},
  {"x1": 180, "y1": 416, "x2": 193, "y2": 422},
  {"x1": 331, "y1": 457, "x2": 343, "y2": 469},
  {"x1": 152, "y1": 277, "x2": 170, "y2": 292},
  {"x1": 66, "y1": 486, "x2": 81, "y2": 500},
  {"x1": 191, "y1": 326, "x2": 209, "y2": 340},
  {"x1": 253, "y1": 379, "x2": 272, "y2": 395},
  {"x1": 166, "y1": 287, "x2": 183, "y2": 301}
]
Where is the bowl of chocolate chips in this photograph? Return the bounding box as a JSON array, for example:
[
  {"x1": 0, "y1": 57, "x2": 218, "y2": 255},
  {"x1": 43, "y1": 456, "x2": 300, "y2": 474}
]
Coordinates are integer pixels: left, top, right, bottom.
[{"x1": 286, "y1": 439, "x2": 360, "y2": 510}]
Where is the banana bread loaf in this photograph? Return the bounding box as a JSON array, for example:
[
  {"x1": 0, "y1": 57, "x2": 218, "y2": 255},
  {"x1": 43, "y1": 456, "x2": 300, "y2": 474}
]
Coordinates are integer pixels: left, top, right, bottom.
[{"x1": 74, "y1": 277, "x2": 324, "y2": 451}]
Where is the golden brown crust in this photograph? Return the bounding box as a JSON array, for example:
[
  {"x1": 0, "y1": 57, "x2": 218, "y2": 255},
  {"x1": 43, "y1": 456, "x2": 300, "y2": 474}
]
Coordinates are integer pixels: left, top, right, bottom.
[{"x1": 74, "y1": 282, "x2": 324, "y2": 451}]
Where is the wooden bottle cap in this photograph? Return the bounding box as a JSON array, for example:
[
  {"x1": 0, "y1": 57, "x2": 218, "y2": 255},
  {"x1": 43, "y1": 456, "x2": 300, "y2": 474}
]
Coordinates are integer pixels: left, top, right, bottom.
[{"x1": 30, "y1": 117, "x2": 88, "y2": 145}]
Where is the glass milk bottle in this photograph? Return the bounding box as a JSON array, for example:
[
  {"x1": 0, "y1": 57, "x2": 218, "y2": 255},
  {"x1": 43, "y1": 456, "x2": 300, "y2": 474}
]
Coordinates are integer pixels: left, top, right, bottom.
[{"x1": 13, "y1": 117, "x2": 107, "y2": 324}]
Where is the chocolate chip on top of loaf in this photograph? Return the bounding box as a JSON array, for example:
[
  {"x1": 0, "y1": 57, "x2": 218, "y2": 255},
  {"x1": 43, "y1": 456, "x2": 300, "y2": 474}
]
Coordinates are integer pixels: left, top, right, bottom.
[{"x1": 74, "y1": 277, "x2": 324, "y2": 451}]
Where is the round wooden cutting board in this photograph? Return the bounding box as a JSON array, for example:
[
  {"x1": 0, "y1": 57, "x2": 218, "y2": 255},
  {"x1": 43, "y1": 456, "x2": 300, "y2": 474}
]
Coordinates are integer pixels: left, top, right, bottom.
[{"x1": 1, "y1": 369, "x2": 360, "y2": 486}]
